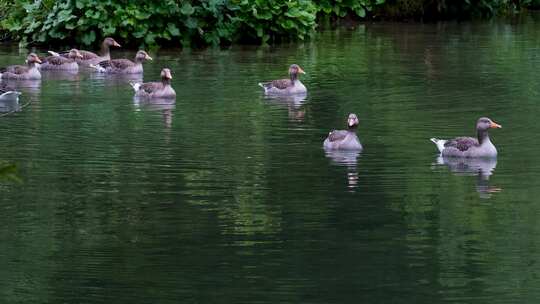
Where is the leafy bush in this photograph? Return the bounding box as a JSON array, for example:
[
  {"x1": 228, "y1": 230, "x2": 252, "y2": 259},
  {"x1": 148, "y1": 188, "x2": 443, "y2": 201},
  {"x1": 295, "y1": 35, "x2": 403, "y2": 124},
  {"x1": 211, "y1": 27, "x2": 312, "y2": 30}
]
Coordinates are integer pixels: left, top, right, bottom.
[
  {"x1": 1, "y1": 0, "x2": 240, "y2": 46},
  {"x1": 235, "y1": 0, "x2": 318, "y2": 43},
  {"x1": 315, "y1": 0, "x2": 385, "y2": 19},
  {"x1": 6, "y1": 0, "x2": 531, "y2": 47}
]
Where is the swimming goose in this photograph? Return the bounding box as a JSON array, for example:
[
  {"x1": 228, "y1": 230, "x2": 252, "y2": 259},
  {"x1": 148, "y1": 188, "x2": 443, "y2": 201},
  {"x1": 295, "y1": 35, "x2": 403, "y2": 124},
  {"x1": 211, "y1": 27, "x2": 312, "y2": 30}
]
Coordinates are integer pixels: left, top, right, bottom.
[
  {"x1": 69, "y1": 37, "x2": 121, "y2": 65},
  {"x1": 0, "y1": 53, "x2": 42, "y2": 80},
  {"x1": 41, "y1": 49, "x2": 83, "y2": 71},
  {"x1": 430, "y1": 117, "x2": 502, "y2": 158},
  {"x1": 0, "y1": 83, "x2": 21, "y2": 101},
  {"x1": 130, "y1": 68, "x2": 175, "y2": 98},
  {"x1": 323, "y1": 113, "x2": 363, "y2": 150},
  {"x1": 259, "y1": 64, "x2": 307, "y2": 95},
  {"x1": 90, "y1": 50, "x2": 152, "y2": 74}
]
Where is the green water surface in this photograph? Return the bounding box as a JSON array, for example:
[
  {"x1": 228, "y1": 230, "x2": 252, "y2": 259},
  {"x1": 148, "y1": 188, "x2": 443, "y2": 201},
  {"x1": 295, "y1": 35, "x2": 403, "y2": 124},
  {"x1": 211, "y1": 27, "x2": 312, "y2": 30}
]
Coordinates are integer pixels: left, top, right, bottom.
[{"x1": 1, "y1": 20, "x2": 540, "y2": 303}]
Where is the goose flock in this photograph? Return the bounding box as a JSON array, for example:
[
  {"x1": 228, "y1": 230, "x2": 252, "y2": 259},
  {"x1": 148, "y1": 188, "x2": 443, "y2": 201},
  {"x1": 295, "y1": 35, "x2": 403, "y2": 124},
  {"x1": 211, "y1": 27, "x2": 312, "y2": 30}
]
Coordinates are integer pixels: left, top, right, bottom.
[
  {"x1": 0, "y1": 37, "x2": 175, "y2": 101},
  {"x1": 0, "y1": 37, "x2": 501, "y2": 158}
]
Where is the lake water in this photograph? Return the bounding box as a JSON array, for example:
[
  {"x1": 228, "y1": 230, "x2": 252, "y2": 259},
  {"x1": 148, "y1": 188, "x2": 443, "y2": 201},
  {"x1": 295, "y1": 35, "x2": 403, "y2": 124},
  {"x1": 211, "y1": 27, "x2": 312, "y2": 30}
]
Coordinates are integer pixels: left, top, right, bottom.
[{"x1": 1, "y1": 19, "x2": 540, "y2": 303}]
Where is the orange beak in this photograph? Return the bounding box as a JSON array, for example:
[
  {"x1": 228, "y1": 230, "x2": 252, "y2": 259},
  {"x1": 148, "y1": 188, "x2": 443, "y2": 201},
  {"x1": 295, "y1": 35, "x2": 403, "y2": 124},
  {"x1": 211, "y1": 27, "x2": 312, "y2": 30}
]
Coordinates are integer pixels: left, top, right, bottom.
[
  {"x1": 298, "y1": 67, "x2": 306, "y2": 74},
  {"x1": 490, "y1": 121, "x2": 502, "y2": 129}
]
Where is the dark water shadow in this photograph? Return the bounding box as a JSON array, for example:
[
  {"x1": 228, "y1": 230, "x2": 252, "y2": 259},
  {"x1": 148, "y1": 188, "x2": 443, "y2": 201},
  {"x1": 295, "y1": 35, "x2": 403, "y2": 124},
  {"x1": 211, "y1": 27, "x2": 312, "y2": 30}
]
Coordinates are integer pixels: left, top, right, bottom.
[
  {"x1": 325, "y1": 149, "x2": 361, "y2": 191},
  {"x1": 434, "y1": 156, "x2": 500, "y2": 199},
  {"x1": 263, "y1": 93, "x2": 307, "y2": 122}
]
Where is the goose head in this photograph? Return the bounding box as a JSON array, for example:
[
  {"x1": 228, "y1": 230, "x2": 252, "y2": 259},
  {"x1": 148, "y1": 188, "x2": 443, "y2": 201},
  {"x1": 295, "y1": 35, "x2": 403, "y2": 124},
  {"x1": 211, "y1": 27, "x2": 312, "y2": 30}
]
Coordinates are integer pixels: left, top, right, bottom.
[
  {"x1": 161, "y1": 68, "x2": 172, "y2": 83},
  {"x1": 68, "y1": 49, "x2": 84, "y2": 60},
  {"x1": 135, "y1": 50, "x2": 153, "y2": 63},
  {"x1": 476, "y1": 117, "x2": 501, "y2": 144},
  {"x1": 347, "y1": 113, "x2": 359, "y2": 129},
  {"x1": 103, "y1": 37, "x2": 121, "y2": 48},
  {"x1": 289, "y1": 64, "x2": 305, "y2": 79},
  {"x1": 26, "y1": 53, "x2": 42, "y2": 65},
  {"x1": 477, "y1": 117, "x2": 502, "y2": 131}
]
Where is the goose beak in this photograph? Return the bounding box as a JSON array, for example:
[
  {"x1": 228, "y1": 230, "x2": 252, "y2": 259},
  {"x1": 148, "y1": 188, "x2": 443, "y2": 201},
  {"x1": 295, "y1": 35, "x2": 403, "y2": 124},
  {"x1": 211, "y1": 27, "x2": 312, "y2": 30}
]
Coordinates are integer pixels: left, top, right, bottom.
[
  {"x1": 490, "y1": 121, "x2": 502, "y2": 129},
  {"x1": 348, "y1": 120, "x2": 356, "y2": 127},
  {"x1": 113, "y1": 41, "x2": 121, "y2": 47},
  {"x1": 35, "y1": 57, "x2": 42, "y2": 64},
  {"x1": 146, "y1": 55, "x2": 153, "y2": 61},
  {"x1": 298, "y1": 67, "x2": 306, "y2": 74}
]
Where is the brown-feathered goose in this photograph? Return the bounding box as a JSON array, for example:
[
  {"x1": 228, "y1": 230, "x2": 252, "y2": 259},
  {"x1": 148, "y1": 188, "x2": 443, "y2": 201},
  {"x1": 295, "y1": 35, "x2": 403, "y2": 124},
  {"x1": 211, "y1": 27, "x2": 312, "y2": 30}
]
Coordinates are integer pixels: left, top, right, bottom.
[
  {"x1": 41, "y1": 49, "x2": 83, "y2": 71},
  {"x1": 67, "y1": 37, "x2": 121, "y2": 66},
  {"x1": 130, "y1": 68, "x2": 176, "y2": 98},
  {"x1": 90, "y1": 50, "x2": 152, "y2": 74},
  {"x1": 0, "y1": 53, "x2": 42, "y2": 80},
  {"x1": 259, "y1": 64, "x2": 307, "y2": 95},
  {"x1": 431, "y1": 117, "x2": 502, "y2": 158},
  {"x1": 323, "y1": 113, "x2": 363, "y2": 150},
  {"x1": 0, "y1": 83, "x2": 21, "y2": 101}
]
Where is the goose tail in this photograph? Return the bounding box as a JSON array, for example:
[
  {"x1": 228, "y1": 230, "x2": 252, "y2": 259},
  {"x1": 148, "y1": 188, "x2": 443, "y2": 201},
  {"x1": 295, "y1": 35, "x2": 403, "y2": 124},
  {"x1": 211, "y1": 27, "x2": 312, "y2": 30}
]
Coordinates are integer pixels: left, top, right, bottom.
[
  {"x1": 88, "y1": 64, "x2": 106, "y2": 72},
  {"x1": 258, "y1": 82, "x2": 270, "y2": 93},
  {"x1": 130, "y1": 82, "x2": 142, "y2": 92},
  {"x1": 430, "y1": 138, "x2": 447, "y2": 153}
]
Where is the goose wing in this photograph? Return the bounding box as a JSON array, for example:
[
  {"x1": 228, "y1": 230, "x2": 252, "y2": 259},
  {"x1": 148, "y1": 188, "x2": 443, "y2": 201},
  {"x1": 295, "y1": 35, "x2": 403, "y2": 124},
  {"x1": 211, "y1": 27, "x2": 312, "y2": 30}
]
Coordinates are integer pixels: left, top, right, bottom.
[
  {"x1": 78, "y1": 50, "x2": 99, "y2": 60},
  {"x1": 98, "y1": 59, "x2": 134, "y2": 69},
  {"x1": 327, "y1": 130, "x2": 348, "y2": 142},
  {"x1": 444, "y1": 137, "x2": 479, "y2": 151},
  {"x1": 0, "y1": 65, "x2": 29, "y2": 74},
  {"x1": 261, "y1": 78, "x2": 293, "y2": 90},
  {"x1": 139, "y1": 82, "x2": 163, "y2": 94},
  {"x1": 44, "y1": 55, "x2": 71, "y2": 65}
]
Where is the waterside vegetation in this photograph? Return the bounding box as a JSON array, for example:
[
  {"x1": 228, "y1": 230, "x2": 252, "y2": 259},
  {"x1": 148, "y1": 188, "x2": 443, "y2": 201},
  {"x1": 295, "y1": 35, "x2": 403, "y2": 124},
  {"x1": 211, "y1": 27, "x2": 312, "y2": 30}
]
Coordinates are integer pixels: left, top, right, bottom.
[{"x1": 0, "y1": 0, "x2": 539, "y2": 47}]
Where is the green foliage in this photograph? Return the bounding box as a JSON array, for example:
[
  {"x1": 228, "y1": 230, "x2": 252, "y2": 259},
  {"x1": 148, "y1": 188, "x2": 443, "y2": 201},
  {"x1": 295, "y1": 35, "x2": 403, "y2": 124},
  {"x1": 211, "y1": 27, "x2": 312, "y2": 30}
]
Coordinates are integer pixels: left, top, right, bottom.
[
  {"x1": 315, "y1": 0, "x2": 385, "y2": 18},
  {"x1": 0, "y1": 0, "x2": 388, "y2": 46},
  {"x1": 2, "y1": 0, "x2": 533, "y2": 46},
  {"x1": 234, "y1": 0, "x2": 318, "y2": 42}
]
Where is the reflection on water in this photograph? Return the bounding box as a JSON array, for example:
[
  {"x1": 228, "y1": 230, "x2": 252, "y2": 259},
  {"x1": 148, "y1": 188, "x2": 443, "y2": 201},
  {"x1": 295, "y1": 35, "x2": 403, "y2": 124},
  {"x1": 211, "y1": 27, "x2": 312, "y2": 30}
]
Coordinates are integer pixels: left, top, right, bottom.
[
  {"x1": 0, "y1": 79, "x2": 41, "y2": 97},
  {"x1": 133, "y1": 97, "x2": 176, "y2": 128},
  {"x1": 41, "y1": 70, "x2": 80, "y2": 81},
  {"x1": 264, "y1": 93, "x2": 307, "y2": 121},
  {"x1": 88, "y1": 72, "x2": 143, "y2": 87},
  {"x1": 325, "y1": 149, "x2": 361, "y2": 190},
  {"x1": 435, "y1": 156, "x2": 500, "y2": 198}
]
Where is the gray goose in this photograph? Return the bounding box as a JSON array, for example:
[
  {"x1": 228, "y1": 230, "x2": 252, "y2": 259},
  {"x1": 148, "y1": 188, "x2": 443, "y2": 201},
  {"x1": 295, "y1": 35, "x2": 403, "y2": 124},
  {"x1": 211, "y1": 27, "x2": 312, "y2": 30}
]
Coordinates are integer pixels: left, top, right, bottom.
[
  {"x1": 41, "y1": 49, "x2": 83, "y2": 71},
  {"x1": 323, "y1": 113, "x2": 363, "y2": 150},
  {"x1": 0, "y1": 53, "x2": 42, "y2": 80},
  {"x1": 259, "y1": 64, "x2": 307, "y2": 95},
  {"x1": 130, "y1": 68, "x2": 176, "y2": 98},
  {"x1": 90, "y1": 50, "x2": 152, "y2": 74},
  {"x1": 66, "y1": 37, "x2": 121, "y2": 66},
  {"x1": 430, "y1": 117, "x2": 502, "y2": 158}
]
